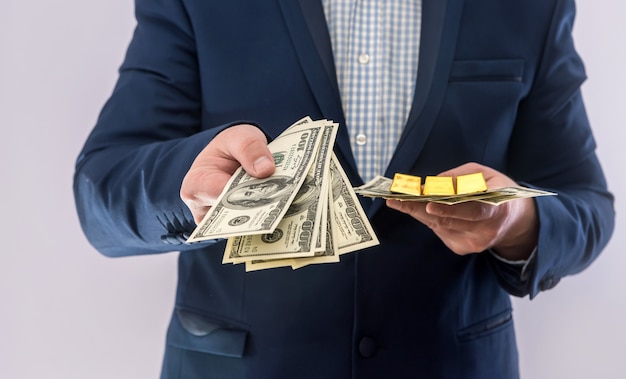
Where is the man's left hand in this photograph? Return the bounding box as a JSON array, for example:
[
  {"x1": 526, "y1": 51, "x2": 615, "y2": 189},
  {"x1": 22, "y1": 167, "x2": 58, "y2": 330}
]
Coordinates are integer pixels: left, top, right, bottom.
[{"x1": 386, "y1": 162, "x2": 538, "y2": 260}]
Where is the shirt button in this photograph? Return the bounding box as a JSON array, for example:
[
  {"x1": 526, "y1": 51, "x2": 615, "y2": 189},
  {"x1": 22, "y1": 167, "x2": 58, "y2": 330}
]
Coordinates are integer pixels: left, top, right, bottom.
[
  {"x1": 356, "y1": 133, "x2": 367, "y2": 146},
  {"x1": 358, "y1": 53, "x2": 370, "y2": 64},
  {"x1": 358, "y1": 336, "x2": 377, "y2": 358}
]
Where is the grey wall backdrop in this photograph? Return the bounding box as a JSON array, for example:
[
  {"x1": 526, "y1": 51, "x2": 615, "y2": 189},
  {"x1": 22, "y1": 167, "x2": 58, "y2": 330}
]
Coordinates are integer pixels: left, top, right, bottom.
[{"x1": 1, "y1": 1, "x2": 624, "y2": 378}]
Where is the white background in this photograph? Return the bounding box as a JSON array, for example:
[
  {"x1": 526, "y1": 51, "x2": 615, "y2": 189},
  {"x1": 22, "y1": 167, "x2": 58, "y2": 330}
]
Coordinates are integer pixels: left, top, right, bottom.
[{"x1": 1, "y1": 1, "x2": 624, "y2": 378}]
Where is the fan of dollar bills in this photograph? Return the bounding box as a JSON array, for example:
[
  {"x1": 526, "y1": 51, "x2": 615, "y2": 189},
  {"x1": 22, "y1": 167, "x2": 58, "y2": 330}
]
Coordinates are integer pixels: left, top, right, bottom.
[{"x1": 187, "y1": 117, "x2": 379, "y2": 271}]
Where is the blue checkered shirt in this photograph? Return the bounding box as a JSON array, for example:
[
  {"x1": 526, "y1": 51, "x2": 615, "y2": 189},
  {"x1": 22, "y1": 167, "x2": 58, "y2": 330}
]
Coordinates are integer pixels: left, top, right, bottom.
[{"x1": 322, "y1": 0, "x2": 422, "y2": 182}]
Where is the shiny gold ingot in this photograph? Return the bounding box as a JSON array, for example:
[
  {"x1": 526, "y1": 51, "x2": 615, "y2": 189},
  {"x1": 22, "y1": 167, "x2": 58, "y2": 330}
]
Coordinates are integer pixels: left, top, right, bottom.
[
  {"x1": 456, "y1": 172, "x2": 488, "y2": 195},
  {"x1": 423, "y1": 176, "x2": 455, "y2": 195},
  {"x1": 390, "y1": 173, "x2": 422, "y2": 196}
]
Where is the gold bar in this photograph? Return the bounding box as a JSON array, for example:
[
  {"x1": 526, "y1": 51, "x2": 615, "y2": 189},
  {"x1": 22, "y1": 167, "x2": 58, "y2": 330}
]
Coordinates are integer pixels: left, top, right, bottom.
[
  {"x1": 390, "y1": 173, "x2": 422, "y2": 196},
  {"x1": 423, "y1": 176, "x2": 455, "y2": 195},
  {"x1": 456, "y1": 172, "x2": 487, "y2": 195}
]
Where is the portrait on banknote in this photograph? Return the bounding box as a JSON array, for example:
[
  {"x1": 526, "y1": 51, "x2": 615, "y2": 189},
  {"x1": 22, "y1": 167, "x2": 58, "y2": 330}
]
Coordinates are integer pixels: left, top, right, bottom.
[{"x1": 223, "y1": 175, "x2": 295, "y2": 209}]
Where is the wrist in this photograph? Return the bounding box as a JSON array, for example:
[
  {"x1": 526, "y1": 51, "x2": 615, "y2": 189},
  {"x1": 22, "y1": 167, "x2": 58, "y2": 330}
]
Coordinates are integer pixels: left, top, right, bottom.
[{"x1": 491, "y1": 198, "x2": 538, "y2": 261}]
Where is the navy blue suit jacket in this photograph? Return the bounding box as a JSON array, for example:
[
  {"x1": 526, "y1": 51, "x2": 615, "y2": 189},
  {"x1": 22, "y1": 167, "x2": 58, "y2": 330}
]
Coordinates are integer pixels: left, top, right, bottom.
[{"x1": 74, "y1": 0, "x2": 614, "y2": 377}]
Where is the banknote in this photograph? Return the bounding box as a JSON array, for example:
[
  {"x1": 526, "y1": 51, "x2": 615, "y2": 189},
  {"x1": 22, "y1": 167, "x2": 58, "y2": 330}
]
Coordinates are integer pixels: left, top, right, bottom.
[
  {"x1": 243, "y1": 257, "x2": 294, "y2": 272},
  {"x1": 289, "y1": 191, "x2": 341, "y2": 269},
  {"x1": 329, "y1": 154, "x2": 380, "y2": 255},
  {"x1": 187, "y1": 119, "x2": 325, "y2": 242},
  {"x1": 222, "y1": 121, "x2": 338, "y2": 263},
  {"x1": 474, "y1": 186, "x2": 558, "y2": 205}
]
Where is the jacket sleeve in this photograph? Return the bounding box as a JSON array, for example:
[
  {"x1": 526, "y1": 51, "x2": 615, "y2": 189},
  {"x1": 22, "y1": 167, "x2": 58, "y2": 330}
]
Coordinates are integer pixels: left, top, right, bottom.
[
  {"x1": 487, "y1": 0, "x2": 614, "y2": 298},
  {"x1": 74, "y1": 0, "x2": 221, "y2": 257}
]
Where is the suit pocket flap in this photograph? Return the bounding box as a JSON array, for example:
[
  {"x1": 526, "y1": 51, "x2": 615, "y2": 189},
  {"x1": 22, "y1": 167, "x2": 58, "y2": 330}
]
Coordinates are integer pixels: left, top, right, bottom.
[
  {"x1": 167, "y1": 309, "x2": 248, "y2": 358},
  {"x1": 450, "y1": 59, "x2": 524, "y2": 82},
  {"x1": 457, "y1": 309, "x2": 513, "y2": 342}
]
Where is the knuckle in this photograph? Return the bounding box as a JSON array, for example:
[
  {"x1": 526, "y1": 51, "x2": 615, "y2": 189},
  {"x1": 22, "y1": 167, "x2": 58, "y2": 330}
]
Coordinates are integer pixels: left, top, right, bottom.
[
  {"x1": 465, "y1": 239, "x2": 486, "y2": 253},
  {"x1": 426, "y1": 217, "x2": 450, "y2": 231},
  {"x1": 438, "y1": 217, "x2": 454, "y2": 229},
  {"x1": 179, "y1": 185, "x2": 195, "y2": 203},
  {"x1": 469, "y1": 204, "x2": 492, "y2": 221}
]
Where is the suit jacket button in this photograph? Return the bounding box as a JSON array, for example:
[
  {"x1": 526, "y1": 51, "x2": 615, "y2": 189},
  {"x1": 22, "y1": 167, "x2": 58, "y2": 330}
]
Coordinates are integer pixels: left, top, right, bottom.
[{"x1": 359, "y1": 336, "x2": 377, "y2": 358}]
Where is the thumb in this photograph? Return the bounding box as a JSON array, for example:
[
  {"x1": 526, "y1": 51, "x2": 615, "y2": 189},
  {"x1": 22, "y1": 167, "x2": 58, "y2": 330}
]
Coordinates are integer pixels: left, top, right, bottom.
[
  {"x1": 223, "y1": 125, "x2": 275, "y2": 178},
  {"x1": 249, "y1": 154, "x2": 275, "y2": 178}
]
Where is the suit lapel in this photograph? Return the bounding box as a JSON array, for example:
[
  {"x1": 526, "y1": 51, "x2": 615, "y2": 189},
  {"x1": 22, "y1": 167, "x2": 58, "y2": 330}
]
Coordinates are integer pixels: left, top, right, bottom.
[
  {"x1": 369, "y1": 0, "x2": 465, "y2": 216},
  {"x1": 277, "y1": 0, "x2": 359, "y2": 182},
  {"x1": 386, "y1": 0, "x2": 464, "y2": 177}
]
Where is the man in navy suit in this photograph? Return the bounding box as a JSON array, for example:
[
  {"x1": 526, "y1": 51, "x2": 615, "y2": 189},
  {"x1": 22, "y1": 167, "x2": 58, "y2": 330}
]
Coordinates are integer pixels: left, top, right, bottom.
[{"x1": 74, "y1": 0, "x2": 614, "y2": 377}]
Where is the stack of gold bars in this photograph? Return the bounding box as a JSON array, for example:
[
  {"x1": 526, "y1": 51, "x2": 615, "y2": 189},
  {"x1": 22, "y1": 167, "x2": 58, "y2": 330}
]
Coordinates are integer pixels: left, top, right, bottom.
[
  {"x1": 187, "y1": 117, "x2": 556, "y2": 271},
  {"x1": 354, "y1": 173, "x2": 556, "y2": 205}
]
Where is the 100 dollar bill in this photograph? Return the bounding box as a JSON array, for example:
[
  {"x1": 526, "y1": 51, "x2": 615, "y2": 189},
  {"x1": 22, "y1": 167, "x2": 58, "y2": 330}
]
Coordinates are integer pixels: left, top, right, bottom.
[
  {"x1": 329, "y1": 155, "x2": 380, "y2": 254},
  {"x1": 187, "y1": 120, "x2": 324, "y2": 242}
]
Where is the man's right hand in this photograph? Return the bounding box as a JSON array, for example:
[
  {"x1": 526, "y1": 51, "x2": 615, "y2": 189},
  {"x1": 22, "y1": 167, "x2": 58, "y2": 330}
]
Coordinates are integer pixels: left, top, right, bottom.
[{"x1": 180, "y1": 124, "x2": 275, "y2": 224}]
